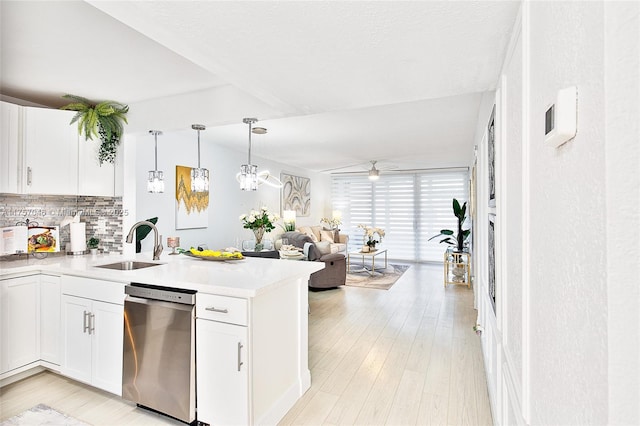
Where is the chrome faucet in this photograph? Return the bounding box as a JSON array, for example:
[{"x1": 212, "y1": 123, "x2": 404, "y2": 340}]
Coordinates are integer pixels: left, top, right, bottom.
[{"x1": 126, "y1": 221, "x2": 163, "y2": 260}]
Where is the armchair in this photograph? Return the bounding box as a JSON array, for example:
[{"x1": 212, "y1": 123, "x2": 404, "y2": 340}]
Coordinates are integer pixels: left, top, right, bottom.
[{"x1": 282, "y1": 231, "x2": 346, "y2": 289}]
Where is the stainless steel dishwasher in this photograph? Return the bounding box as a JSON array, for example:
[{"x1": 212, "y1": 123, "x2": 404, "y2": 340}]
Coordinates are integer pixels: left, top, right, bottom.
[{"x1": 122, "y1": 283, "x2": 197, "y2": 424}]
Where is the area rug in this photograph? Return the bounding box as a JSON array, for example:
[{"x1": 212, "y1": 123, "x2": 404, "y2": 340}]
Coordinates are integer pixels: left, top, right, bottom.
[
  {"x1": 346, "y1": 263, "x2": 410, "y2": 290},
  {"x1": 1, "y1": 404, "x2": 89, "y2": 426}
]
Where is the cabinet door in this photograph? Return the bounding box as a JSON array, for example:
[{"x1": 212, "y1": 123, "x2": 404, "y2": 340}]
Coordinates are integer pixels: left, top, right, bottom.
[
  {"x1": 78, "y1": 137, "x2": 115, "y2": 196},
  {"x1": 61, "y1": 294, "x2": 92, "y2": 384},
  {"x1": 40, "y1": 275, "x2": 61, "y2": 365},
  {"x1": 196, "y1": 319, "x2": 249, "y2": 425},
  {"x1": 23, "y1": 107, "x2": 78, "y2": 195},
  {"x1": 91, "y1": 300, "x2": 123, "y2": 395},
  {"x1": 0, "y1": 101, "x2": 22, "y2": 193},
  {"x1": 1, "y1": 276, "x2": 40, "y2": 372}
]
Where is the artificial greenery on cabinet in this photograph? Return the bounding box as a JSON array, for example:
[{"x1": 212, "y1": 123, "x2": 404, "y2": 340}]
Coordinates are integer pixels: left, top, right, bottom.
[{"x1": 60, "y1": 94, "x2": 129, "y2": 164}]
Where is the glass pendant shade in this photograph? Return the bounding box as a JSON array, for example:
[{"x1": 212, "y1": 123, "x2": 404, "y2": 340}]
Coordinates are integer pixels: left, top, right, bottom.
[
  {"x1": 147, "y1": 130, "x2": 164, "y2": 193},
  {"x1": 239, "y1": 164, "x2": 258, "y2": 191},
  {"x1": 191, "y1": 167, "x2": 209, "y2": 192},
  {"x1": 191, "y1": 124, "x2": 209, "y2": 193},
  {"x1": 147, "y1": 170, "x2": 164, "y2": 193}
]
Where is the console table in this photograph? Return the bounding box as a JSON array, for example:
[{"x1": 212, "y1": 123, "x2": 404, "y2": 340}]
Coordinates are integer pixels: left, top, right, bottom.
[{"x1": 443, "y1": 249, "x2": 471, "y2": 288}]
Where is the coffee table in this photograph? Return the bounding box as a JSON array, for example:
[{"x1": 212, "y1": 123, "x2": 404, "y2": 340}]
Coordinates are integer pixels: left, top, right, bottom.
[{"x1": 347, "y1": 249, "x2": 388, "y2": 275}]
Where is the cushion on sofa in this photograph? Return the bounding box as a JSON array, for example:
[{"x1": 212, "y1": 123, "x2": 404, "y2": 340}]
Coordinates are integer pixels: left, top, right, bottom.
[
  {"x1": 298, "y1": 226, "x2": 318, "y2": 242},
  {"x1": 319, "y1": 229, "x2": 335, "y2": 243}
]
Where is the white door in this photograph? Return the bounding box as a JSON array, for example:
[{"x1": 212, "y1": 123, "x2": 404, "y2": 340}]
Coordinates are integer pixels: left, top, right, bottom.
[
  {"x1": 196, "y1": 320, "x2": 249, "y2": 426},
  {"x1": 91, "y1": 300, "x2": 123, "y2": 395},
  {"x1": 23, "y1": 107, "x2": 78, "y2": 195},
  {"x1": 40, "y1": 275, "x2": 61, "y2": 365},
  {"x1": 2, "y1": 276, "x2": 40, "y2": 372},
  {"x1": 61, "y1": 294, "x2": 92, "y2": 384}
]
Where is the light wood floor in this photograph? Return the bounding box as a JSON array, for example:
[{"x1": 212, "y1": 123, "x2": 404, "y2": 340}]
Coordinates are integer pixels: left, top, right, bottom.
[{"x1": 0, "y1": 263, "x2": 492, "y2": 425}]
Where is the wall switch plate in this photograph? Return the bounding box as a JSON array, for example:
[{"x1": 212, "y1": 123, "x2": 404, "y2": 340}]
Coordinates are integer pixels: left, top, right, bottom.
[{"x1": 544, "y1": 86, "x2": 577, "y2": 148}]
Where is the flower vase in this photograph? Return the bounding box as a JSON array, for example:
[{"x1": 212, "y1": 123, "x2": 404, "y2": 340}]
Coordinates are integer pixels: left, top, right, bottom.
[{"x1": 253, "y1": 227, "x2": 265, "y2": 252}]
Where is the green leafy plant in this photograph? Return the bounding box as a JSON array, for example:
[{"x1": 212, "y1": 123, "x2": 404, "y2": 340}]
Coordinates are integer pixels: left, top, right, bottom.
[
  {"x1": 428, "y1": 198, "x2": 470, "y2": 252},
  {"x1": 87, "y1": 237, "x2": 100, "y2": 249},
  {"x1": 60, "y1": 94, "x2": 129, "y2": 164}
]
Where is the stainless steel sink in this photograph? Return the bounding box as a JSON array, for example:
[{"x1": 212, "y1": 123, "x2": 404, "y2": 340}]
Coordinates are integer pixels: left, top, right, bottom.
[{"x1": 95, "y1": 261, "x2": 163, "y2": 271}]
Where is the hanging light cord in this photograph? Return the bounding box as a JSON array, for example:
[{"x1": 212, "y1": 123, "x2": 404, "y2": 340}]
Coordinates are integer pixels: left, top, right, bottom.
[
  {"x1": 247, "y1": 120, "x2": 252, "y2": 165},
  {"x1": 197, "y1": 128, "x2": 201, "y2": 168},
  {"x1": 154, "y1": 133, "x2": 159, "y2": 171}
]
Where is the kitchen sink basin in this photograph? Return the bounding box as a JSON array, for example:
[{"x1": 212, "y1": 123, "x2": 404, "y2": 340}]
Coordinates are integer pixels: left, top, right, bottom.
[{"x1": 95, "y1": 261, "x2": 163, "y2": 271}]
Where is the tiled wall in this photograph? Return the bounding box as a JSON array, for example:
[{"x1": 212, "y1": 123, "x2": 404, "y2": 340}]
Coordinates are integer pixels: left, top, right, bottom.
[{"x1": 0, "y1": 194, "x2": 124, "y2": 254}]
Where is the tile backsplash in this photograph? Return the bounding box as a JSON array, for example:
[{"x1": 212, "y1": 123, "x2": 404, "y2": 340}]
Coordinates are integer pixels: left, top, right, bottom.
[{"x1": 0, "y1": 194, "x2": 124, "y2": 254}]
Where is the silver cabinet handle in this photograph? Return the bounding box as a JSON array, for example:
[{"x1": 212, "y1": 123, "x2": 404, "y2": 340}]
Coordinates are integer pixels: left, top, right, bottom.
[
  {"x1": 83, "y1": 310, "x2": 89, "y2": 333},
  {"x1": 89, "y1": 313, "x2": 95, "y2": 334},
  {"x1": 205, "y1": 306, "x2": 228, "y2": 314},
  {"x1": 237, "y1": 342, "x2": 244, "y2": 371},
  {"x1": 27, "y1": 167, "x2": 32, "y2": 186}
]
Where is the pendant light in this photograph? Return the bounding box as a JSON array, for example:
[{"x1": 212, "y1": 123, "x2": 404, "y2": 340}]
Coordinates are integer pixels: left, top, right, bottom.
[
  {"x1": 239, "y1": 118, "x2": 259, "y2": 191},
  {"x1": 147, "y1": 130, "x2": 164, "y2": 193},
  {"x1": 190, "y1": 124, "x2": 209, "y2": 192},
  {"x1": 237, "y1": 118, "x2": 283, "y2": 190}
]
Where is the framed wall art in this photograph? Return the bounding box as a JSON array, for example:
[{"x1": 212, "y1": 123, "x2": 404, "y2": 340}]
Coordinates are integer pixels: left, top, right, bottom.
[
  {"x1": 488, "y1": 105, "x2": 496, "y2": 207},
  {"x1": 281, "y1": 172, "x2": 311, "y2": 217},
  {"x1": 175, "y1": 165, "x2": 209, "y2": 229}
]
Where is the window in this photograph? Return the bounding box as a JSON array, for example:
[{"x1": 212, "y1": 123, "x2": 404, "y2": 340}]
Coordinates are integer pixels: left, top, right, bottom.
[{"x1": 332, "y1": 169, "x2": 469, "y2": 262}]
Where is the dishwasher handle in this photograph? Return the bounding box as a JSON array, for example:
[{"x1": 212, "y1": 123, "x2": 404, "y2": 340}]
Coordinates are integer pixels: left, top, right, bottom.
[{"x1": 125, "y1": 294, "x2": 196, "y2": 313}]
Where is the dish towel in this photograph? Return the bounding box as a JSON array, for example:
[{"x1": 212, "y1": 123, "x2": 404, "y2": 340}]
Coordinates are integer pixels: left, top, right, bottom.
[{"x1": 303, "y1": 242, "x2": 314, "y2": 260}]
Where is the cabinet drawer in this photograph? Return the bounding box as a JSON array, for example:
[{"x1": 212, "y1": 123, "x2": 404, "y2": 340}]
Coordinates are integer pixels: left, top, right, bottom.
[
  {"x1": 197, "y1": 294, "x2": 247, "y2": 326},
  {"x1": 61, "y1": 275, "x2": 124, "y2": 305}
]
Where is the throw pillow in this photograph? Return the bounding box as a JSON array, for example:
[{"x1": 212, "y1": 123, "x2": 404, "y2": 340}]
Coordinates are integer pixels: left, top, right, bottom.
[
  {"x1": 315, "y1": 241, "x2": 332, "y2": 255},
  {"x1": 320, "y1": 229, "x2": 335, "y2": 243},
  {"x1": 298, "y1": 226, "x2": 318, "y2": 242}
]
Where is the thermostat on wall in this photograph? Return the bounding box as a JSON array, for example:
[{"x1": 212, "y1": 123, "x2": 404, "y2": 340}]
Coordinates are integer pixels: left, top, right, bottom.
[{"x1": 544, "y1": 86, "x2": 577, "y2": 148}]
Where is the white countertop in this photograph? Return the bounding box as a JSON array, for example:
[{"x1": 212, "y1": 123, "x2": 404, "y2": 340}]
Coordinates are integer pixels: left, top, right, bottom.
[{"x1": 0, "y1": 252, "x2": 324, "y2": 298}]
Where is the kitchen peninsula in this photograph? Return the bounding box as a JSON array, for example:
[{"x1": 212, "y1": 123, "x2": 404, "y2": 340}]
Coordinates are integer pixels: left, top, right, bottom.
[{"x1": 0, "y1": 253, "x2": 323, "y2": 425}]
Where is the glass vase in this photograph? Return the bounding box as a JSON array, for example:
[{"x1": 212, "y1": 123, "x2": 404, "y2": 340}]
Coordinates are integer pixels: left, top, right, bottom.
[{"x1": 253, "y1": 227, "x2": 265, "y2": 252}]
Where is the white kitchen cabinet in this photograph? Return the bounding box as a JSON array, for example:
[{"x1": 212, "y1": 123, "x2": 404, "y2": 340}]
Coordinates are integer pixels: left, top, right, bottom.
[
  {"x1": 23, "y1": 107, "x2": 78, "y2": 195},
  {"x1": 1, "y1": 102, "x2": 116, "y2": 196},
  {"x1": 39, "y1": 275, "x2": 61, "y2": 366},
  {"x1": 196, "y1": 319, "x2": 249, "y2": 426},
  {"x1": 0, "y1": 101, "x2": 22, "y2": 193},
  {"x1": 61, "y1": 276, "x2": 124, "y2": 395},
  {"x1": 77, "y1": 136, "x2": 115, "y2": 196},
  {"x1": 0, "y1": 275, "x2": 40, "y2": 374}
]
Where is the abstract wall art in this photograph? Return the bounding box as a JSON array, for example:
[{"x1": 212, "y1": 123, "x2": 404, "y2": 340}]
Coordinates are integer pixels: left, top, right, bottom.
[
  {"x1": 176, "y1": 165, "x2": 208, "y2": 229},
  {"x1": 281, "y1": 173, "x2": 311, "y2": 217}
]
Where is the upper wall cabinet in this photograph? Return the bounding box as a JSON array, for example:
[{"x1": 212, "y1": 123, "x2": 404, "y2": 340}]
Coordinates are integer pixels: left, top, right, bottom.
[
  {"x1": 0, "y1": 101, "x2": 22, "y2": 193},
  {"x1": 0, "y1": 101, "x2": 116, "y2": 196},
  {"x1": 23, "y1": 107, "x2": 79, "y2": 195}
]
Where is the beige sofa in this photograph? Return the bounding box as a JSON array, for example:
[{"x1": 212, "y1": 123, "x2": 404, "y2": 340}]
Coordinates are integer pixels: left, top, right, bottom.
[{"x1": 297, "y1": 225, "x2": 348, "y2": 254}]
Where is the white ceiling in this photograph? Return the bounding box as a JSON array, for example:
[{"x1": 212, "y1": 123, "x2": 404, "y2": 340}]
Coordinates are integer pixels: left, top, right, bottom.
[{"x1": 0, "y1": 0, "x2": 520, "y2": 174}]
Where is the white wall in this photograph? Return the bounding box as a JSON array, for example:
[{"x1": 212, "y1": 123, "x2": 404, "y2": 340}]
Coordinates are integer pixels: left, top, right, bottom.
[
  {"x1": 130, "y1": 129, "x2": 330, "y2": 254},
  {"x1": 476, "y1": 1, "x2": 640, "y2": 425},
  {"x1": 604, "y1": 2, "x2": 640, "y2": 424}
]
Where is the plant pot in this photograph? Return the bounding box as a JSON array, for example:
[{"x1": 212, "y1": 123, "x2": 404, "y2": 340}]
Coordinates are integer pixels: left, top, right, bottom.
[{"x1": 90, "y1": 248, "x2": 98, "y2": 255}]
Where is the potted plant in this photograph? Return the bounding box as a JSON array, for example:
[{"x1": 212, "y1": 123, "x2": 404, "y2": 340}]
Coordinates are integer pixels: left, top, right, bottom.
[
  {"x1": 429, "y1": 198, "x2": 470, "y2": 252},
  {"x1": 60, "y1": 94, "x2": 129, "y2": 164},
  {"x1": 87, "y1": 237, "x2": 100, "y2": 255}
]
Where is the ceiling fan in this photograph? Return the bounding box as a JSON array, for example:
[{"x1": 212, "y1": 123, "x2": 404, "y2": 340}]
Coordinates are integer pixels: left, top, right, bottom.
[{"x1": 322, "y1": 160, "x2": 398, "y2": 180}]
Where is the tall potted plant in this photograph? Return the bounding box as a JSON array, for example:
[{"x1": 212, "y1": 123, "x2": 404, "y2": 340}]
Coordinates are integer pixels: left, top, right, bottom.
[
  {"x1": 429, "y1": 198, "x2": 470, "y2": 252},
  {"x1": 60, "y1": 94, "x2": 129, "y2": 164}
]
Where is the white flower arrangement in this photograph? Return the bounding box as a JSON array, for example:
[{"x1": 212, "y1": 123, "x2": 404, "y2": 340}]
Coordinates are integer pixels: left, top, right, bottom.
[
  {"x1": 239, "y1": 206, "x2": 279, "y2": 232},
  {"x1": 357, "y1": 224, "x2": 385, "y2": 247}
]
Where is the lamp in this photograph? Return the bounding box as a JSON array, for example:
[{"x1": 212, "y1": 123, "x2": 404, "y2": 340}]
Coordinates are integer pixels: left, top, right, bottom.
[
  {"x1": 332, "y1": 210, "x2": 342, "y2": 221},
  {"x1": 368, "y1": 160, "x2": 380, "y2": 181},
  {"x1": 191, "y1": 124, "x2": 209, "y2": 192},
  {"x1": 147, "y1": 130, "x2": 164, "y2": 193},
  {"x1": 283, "y1": 210, "x2": 296, "y2": 231},
  {"x1": 238, "y1": 118, "x2": 283, "y2": 190}
]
